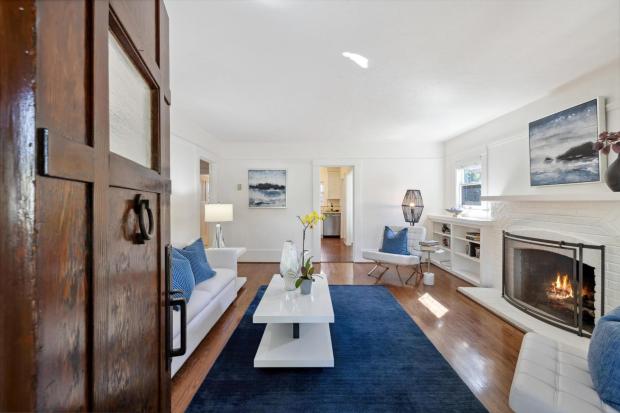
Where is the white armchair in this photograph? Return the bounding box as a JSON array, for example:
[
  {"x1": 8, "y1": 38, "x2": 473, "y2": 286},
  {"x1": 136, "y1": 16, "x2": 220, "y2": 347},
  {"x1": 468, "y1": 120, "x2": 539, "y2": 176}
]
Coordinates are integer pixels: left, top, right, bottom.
[{"x1": 362, "y1": 226, "x2": 427, "y2": 285}]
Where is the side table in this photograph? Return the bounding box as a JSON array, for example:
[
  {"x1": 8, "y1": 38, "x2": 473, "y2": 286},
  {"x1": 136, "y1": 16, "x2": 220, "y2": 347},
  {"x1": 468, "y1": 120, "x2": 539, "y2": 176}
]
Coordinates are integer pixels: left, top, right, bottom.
[{"x1": 416, "y1": 246, "x2": 444, "y2": 286}]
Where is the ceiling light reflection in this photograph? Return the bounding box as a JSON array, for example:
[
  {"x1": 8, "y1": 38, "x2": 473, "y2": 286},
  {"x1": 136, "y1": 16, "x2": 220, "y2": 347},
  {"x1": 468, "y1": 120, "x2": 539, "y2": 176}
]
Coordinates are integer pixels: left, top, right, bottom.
[{"x1": 342, "y1": 52, "x2": 369, "y2": 69}]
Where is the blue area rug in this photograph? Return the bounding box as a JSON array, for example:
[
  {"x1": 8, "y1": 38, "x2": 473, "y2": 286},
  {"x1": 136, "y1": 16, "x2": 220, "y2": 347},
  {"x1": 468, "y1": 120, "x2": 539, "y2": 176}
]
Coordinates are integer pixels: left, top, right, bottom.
[{"x1": 187, "y1": 286, "x2": 487, "y2": 412}]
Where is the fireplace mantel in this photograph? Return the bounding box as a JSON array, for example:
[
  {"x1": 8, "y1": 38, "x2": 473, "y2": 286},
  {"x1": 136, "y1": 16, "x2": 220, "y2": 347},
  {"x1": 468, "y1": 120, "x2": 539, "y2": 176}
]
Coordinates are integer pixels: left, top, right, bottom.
[
  {"x1": 482, "y1": 193, "x2": 620, "y2": 202},
  {"x1": 456, "y1": 198, "x2": 617, "y2": 345}
]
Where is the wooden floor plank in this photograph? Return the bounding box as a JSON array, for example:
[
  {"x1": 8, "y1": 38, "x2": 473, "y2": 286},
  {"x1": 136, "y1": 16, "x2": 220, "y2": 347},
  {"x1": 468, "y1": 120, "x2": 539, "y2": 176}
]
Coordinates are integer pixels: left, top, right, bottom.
[
  {"x1": 320, "y1": 238, "x2": 353, "y2": 262},
  {"x1": 171, "y1": 263, "x2": 522, "y2": 413}
]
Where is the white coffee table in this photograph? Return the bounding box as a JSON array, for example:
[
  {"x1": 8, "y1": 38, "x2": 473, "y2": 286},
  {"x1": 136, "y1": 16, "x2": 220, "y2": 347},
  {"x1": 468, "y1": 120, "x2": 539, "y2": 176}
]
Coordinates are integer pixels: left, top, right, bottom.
[{"x1": 252, "y1": 274, "x2": 335, "y2": 368}]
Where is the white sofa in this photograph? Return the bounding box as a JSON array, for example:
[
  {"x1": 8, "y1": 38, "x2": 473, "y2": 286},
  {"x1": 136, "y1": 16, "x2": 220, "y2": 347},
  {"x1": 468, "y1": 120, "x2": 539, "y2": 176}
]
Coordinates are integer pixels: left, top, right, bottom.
[
  {"x1": 509, "y1": 332, "x2": 618, "y2": 413},
  {"x1": 362, "y1": 225, "x2": 426, "y2": 285},
  {"x1": 171, "y1": 247, "x2": 241, "y2": 376}
]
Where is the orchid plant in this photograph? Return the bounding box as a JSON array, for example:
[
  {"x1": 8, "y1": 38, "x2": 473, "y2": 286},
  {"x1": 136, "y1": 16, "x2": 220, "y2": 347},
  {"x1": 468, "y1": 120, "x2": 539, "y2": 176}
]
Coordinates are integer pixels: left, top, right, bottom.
[
  {"x1": 594, "y1": 131, "x2": 620, "y2": 155},
  {"x1": 295, "y1": 211, "x2": 325, "y2": 287},
  {"x1": 295, "y1": 256, "x2": 316, "y2": 288}
]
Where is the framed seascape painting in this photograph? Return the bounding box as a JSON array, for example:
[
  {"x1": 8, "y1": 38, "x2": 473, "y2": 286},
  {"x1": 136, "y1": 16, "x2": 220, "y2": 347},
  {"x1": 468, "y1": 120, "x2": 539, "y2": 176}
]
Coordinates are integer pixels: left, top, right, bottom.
[
  {"x1": 248, "y1": 169, "x2": 286, "y2": 208},
  {"x1": 529, "y1": 98, "x2": 606, "y2": 186}
]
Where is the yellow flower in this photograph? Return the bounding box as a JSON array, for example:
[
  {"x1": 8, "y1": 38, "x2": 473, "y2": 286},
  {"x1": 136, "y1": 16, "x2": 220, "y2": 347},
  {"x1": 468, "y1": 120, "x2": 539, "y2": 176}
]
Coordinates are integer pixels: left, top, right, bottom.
[{"x1": 299, "y1": 211, "x2": 325, "y2": 228}]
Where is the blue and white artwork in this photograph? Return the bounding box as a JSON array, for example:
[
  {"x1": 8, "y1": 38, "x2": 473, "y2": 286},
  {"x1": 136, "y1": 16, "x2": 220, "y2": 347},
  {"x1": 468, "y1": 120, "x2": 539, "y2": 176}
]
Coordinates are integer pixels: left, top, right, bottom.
[
  {"x1": 529, "y1": 99, "x2": 601, "y2": 186},
  {"x1": 248, "y1": 169, "x2": 286, "y2": 208}
]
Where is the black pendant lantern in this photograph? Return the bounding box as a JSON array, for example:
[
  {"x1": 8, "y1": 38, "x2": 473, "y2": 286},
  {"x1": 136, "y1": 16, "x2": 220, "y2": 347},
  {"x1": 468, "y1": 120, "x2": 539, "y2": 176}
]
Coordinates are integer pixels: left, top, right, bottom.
[{"x1": 402, "y1": 190, "x2": 424, "y2": 226}]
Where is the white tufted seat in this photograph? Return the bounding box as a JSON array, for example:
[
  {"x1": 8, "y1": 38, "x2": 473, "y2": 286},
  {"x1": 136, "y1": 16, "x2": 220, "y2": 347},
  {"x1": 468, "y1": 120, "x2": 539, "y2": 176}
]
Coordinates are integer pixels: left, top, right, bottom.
[{"x1": 509, "y1": 332, "x2": 619, "y2": 413}]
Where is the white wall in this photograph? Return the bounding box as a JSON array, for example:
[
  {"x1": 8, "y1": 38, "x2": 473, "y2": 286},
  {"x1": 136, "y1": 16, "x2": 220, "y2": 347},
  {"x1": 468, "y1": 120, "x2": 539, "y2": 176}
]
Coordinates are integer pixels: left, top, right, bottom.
[
  {"x1": 357, "y1": 158, "x2": 443, "y2": 259},
  {"x1": 213, "y1": 141, "x2": 444, "y2": 262},
  {"x1": 444, "y1": 59, "x2": 620, "y2": 208},
  {"x1": 171, "y1": 60, "x2": 620, "y2": 261},
  {"x1": 342, "y1": 168, "x2": 354, "y2": 246},
  {"x1": 216, "y1": 160, "x2": 313, "y2": 262},
  {"x1": 170, "y1": 109, "x2": 221, "y2": 246},
  {"x1": 169, "y1": 110, "x2": 445, "y2": 259},
  {"x1": 443, "y1": 60, "x2": 620, "y2": 314}
]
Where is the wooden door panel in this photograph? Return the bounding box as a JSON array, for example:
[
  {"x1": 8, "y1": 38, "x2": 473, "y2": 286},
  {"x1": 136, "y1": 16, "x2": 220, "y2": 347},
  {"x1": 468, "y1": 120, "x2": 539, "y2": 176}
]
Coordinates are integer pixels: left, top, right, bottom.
[
  {"x1": 2, "y1": 1, "x2": 171, "y2": 410},
  {"x1": 0, "y1": 2, "x2": 38, "y2": 410},
  {"x1": 110, "y1": 0, "x2": 159, "y2": 67},
  {"x1": 35, "y1": 0, "x2": 91, "y2": 409},
  {"x1": 105, "y1": 188, "x2": 161, "y2": 411},
  {"x1": 37, "y1": 0, "x2": 90, "y2": 145},
  {"x1": 35, "y1": 177, "x2": 89, "y2": 411}
]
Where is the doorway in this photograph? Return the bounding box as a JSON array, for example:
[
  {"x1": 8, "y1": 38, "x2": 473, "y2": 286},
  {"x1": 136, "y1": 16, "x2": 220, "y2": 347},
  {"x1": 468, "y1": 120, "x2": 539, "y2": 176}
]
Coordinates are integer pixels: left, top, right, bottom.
[
  {"x1": 199, "y1": 160, "x2": 210, "y2": 246},
  {"x1": 319, "y1": 166, "x2": 354, "y2": 262}
]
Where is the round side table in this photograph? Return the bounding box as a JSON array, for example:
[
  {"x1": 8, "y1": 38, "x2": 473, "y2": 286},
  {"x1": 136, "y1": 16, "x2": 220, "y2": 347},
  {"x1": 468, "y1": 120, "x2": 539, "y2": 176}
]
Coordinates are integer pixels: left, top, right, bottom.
[{"x1": 417, "y1": 246, "x2": 444, "y2": 286}]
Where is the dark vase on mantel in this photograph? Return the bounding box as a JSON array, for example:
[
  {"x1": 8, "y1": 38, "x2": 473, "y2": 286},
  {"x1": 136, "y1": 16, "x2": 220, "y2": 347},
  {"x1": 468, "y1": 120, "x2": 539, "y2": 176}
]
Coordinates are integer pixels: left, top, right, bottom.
[{"x1": 606, "y1": 157, "x2": 620, "y2": 192}]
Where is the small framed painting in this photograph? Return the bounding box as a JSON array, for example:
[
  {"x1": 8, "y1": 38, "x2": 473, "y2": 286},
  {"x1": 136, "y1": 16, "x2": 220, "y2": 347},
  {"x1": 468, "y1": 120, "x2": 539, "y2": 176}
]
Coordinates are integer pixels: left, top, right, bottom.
[
  {"x1": 248, "y1": 169, "x2": 286, "y2": 208},
  {"x1": 529, "y1": 98, "x2": 606, "y2": 186}
]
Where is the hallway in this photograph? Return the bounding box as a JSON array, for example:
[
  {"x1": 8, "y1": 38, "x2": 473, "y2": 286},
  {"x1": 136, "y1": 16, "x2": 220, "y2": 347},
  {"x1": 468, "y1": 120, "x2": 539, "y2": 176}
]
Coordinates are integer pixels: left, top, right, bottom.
[{"x1": 321, "y1": 238, "x2": 353, "y2": 262}]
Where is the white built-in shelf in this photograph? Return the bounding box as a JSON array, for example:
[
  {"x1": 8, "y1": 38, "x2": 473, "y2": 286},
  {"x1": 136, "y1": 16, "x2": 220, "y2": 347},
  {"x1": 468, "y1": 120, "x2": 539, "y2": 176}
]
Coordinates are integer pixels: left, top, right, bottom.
[
  {"x1": 427, "y1": 214, "x2": 495, "y2": 227},
  {"x1": 428, "y1": 215, "x2": 487, "y2": 287},
  {"x1": 431, "y1": 259, "x2": 451, "y2": 271},
  {"x1": 432, "y1": 259, "x2": 479, "y2": 285},
  {"x1": 453, "y1": 235, "x2": 480, "y2": 244},
  {"x1": 453, "y1": 269, "x2": 480, "y2": 286},
  {"x1": 482, "y1": 193, "x2": 620, "y2": 202},
  {"x1": 454, "y1": 251, "x2": 480, "y2": 263}
]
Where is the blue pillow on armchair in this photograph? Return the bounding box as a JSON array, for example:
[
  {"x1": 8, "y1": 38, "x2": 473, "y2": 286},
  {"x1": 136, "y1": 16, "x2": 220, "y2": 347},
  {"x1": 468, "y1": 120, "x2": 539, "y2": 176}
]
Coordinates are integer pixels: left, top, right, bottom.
[
  {"x1": 171, "y1": 249, "x2": 195, "y2": 302},
  {"x1": 379, "y1": 226, "x2": 410, "y2": 256},
  {"x1": 177, "y1": 238, "x2": 216, "y2": 284},
  {"x1": 588, "y1": 306, "x2": 620, "y2": 410}
]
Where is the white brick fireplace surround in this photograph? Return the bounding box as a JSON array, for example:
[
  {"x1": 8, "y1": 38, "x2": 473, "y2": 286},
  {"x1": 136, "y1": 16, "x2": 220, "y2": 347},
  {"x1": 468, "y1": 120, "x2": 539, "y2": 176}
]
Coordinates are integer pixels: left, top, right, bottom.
[{"x1": 459, "y1": 199, "x2": 620, "y2": 348}]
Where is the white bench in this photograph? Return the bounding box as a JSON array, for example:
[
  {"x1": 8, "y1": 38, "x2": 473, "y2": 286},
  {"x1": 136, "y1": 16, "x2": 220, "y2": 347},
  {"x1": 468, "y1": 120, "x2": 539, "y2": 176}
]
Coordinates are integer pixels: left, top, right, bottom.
[
  {"x1": 362, "y1": 226, "x2": 426, "y2": 285},
  {"x1": 509, "y1": 332, "x2": 618, "y2": 413}
]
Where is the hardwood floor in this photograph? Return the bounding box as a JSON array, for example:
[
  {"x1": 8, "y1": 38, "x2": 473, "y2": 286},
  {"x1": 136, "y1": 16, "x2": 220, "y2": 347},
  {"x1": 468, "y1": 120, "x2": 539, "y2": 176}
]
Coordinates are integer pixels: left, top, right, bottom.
[
  {"x1": 320, "y1": 237, "x2": 353, "y2": 262},
  {"x1": 171, "y1": 263, "x2": 523, "y2": 413}
]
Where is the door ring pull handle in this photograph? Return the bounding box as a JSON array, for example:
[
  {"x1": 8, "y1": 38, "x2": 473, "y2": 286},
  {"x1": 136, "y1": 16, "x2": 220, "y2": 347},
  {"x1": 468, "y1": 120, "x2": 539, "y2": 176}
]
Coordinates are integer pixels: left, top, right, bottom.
[{"x1": 134, "y1": 194, "x2": 154, "y2": 243}]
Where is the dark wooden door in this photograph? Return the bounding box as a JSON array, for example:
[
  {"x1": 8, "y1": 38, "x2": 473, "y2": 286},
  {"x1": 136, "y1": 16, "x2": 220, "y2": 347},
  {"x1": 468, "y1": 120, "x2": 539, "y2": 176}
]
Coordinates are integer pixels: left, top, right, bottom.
[{"x1": 0, "y1": 1, "x2": 171, "y2": 411}]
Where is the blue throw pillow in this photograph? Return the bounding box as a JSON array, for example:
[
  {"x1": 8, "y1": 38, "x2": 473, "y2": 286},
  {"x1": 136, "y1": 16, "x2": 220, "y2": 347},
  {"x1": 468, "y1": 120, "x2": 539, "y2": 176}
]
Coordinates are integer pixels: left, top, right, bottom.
[
  {"x1": 177, "y1": 238, "x2": 216, "y2": 284},
  {"x1": 379, "y1": 226, "x2": 410, "y2": 255},
  {"x1": 588, "y1": 306, "x2": 620, "y2": 409},
  {"x1": 171, "y1": 249, "x2": 195, "y2": 303}
]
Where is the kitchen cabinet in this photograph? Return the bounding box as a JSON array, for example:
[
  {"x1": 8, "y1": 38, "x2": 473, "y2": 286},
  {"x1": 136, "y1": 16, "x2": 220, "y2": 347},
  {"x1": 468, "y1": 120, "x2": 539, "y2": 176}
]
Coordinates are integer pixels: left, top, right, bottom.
[{"x1": 327, "y1": 170, "x2": 341, "y2": 199}]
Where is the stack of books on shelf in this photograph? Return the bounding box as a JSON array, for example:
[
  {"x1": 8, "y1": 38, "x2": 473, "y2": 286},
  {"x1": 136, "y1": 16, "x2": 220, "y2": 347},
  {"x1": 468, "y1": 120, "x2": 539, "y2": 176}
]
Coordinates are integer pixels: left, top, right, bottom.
[{"x1": 465, "y1": 231, "x2": 480, "y2": 242}]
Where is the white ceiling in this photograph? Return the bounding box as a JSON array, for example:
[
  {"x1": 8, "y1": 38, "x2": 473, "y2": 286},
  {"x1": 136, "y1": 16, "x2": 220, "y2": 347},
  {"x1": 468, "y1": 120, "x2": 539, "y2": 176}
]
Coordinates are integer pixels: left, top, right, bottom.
[{"x1": 165, "y1": 0, "x2": 620, "y2": 144}]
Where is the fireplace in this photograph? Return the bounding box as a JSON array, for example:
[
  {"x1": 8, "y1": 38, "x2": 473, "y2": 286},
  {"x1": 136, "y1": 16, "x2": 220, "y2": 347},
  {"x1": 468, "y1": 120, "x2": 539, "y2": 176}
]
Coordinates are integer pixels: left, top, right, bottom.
[{"x1": 503, "y1": 231, "x2": 605, "y2": 336}]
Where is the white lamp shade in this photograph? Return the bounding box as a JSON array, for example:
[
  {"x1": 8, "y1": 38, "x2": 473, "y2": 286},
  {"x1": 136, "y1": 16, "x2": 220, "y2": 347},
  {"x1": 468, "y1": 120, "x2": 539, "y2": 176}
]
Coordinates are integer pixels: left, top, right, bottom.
[{"x1": 204, "y1": 204, "x2": 233, "y2": 222}]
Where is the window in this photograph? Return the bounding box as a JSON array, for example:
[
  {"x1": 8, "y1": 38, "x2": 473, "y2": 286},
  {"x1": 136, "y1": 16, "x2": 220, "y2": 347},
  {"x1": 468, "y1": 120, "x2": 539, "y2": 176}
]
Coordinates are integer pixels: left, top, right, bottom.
[{"x1": 457, "y1": 164, "x2": 482, "y2": 208}]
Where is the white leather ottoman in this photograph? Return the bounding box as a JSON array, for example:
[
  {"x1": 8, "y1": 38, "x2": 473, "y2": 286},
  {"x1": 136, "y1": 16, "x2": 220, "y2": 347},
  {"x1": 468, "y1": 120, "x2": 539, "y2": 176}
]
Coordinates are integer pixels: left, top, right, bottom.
[{"x1": 509, "y1": 332, "x2": 618, "y2": 413}]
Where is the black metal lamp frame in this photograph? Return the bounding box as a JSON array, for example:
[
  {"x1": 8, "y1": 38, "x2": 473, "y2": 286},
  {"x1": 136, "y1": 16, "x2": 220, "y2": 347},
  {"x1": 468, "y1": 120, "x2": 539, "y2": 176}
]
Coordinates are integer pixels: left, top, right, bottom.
[{"x1": 402, "y1": 190, "x2": 424, "y2": 226}]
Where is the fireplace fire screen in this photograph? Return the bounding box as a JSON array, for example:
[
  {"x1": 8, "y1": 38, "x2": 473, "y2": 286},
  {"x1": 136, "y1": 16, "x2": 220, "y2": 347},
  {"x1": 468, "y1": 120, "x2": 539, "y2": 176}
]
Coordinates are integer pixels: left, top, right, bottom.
[{"x1": 503, "y1": 231, "x2": 605, "y2": 337}]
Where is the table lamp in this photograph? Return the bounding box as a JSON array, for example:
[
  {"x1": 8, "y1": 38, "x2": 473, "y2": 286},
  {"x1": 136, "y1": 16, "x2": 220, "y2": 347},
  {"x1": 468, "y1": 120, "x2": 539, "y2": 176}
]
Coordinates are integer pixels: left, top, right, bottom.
[
  {"x1": 402, "y1": 190, "x2": 424, "y2": 226},
  {"x1": 204, "y1": 204, "x2": 233, "y2": 247}
]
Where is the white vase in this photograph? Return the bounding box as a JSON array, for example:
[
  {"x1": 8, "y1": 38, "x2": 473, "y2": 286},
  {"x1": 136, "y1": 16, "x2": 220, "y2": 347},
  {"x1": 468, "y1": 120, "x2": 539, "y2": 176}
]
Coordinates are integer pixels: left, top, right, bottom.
[{"x1": 280, "y1": 241, "x2": 299, "y2": 291}]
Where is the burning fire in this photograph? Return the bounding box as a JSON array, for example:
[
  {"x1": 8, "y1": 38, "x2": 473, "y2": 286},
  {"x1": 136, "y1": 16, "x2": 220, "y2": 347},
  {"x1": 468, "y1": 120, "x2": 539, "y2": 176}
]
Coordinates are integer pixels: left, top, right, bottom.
[{"x1": 547, "y1": 273, "x2": 574, "y2": 300}]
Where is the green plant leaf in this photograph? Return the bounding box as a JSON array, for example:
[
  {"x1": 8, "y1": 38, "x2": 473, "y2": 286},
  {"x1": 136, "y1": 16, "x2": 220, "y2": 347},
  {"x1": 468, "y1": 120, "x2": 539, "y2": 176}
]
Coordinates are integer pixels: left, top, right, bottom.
[
  {"x1": 309, "y1": 267, "x2": 314, "y2": 276},
  {"x1": 295, "y1": 278, "x2": 302, "y2": 288}
]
